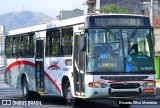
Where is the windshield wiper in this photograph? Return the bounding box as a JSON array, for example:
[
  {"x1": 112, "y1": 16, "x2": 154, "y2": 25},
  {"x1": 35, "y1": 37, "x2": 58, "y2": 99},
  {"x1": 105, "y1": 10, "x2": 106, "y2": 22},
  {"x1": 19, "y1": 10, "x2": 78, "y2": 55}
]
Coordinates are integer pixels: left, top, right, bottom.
[
  {"x1": 130, "y1": 27, "x2": 138, "y2": 39},
  {"x1": 103, "y1": 27, "x2": 118, "y2": 38}
]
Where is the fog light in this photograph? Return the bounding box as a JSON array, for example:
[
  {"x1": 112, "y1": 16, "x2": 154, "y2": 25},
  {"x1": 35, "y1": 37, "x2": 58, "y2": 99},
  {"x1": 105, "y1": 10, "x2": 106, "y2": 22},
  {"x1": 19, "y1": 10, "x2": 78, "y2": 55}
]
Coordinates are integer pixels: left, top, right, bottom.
[{"x1": 94, "y1": 91, "x2": 98, "y2": 96}]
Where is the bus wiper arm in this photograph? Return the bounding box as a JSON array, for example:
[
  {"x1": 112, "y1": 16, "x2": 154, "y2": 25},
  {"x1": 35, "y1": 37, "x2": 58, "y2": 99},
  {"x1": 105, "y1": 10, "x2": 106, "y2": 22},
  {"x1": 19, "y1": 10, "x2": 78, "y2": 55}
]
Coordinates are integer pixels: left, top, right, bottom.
[
  {"x1": 130, "y1": 27, "x2": 138, "y2": 38},
  {"x1": 103, "y1": 27, "x2": 117, "y2": 38}
]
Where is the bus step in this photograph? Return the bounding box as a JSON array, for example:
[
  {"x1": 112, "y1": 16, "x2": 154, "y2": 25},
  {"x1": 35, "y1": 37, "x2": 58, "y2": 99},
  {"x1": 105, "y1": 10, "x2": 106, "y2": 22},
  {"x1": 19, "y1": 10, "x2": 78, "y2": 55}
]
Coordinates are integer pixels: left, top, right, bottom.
[{"x1": 37, "y1": 90, "x2": 44, "y2": 94}]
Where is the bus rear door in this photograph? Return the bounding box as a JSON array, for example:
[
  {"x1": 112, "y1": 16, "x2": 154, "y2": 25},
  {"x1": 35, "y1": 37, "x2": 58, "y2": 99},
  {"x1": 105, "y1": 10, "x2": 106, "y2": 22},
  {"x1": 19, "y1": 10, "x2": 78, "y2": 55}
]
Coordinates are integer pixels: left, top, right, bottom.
[{"x1": 35, "y1": 38, "x2": 45, "y2": 93}]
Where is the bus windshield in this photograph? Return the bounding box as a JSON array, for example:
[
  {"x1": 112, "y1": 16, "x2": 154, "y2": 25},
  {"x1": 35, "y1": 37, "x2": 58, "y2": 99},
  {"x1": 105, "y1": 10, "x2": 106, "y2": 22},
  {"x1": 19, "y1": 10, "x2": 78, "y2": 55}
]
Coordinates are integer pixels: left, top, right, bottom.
[{"x1": 86, "y1": 28, "x2": 154, "y2": 73}]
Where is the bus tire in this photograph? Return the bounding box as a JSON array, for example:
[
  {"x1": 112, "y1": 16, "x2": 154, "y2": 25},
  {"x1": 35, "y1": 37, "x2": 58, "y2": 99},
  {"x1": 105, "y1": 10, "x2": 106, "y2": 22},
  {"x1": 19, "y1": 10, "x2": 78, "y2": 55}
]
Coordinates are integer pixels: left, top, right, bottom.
[
  {"x1": 65, "y1": 81, "x2": 75, "y2": 107},
  {"x1": 22, "y1": 77, "x2": 40, "y2": 100},
  {"x1": 22, "y1": 77, "x2": 31, "y2": 100}
]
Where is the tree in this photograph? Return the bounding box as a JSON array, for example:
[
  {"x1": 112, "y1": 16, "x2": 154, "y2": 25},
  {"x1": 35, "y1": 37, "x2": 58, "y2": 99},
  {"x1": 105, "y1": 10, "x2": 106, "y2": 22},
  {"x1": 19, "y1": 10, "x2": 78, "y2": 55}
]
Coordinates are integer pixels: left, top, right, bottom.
[{"x1": 100, "y1": 4, "x2": 128, "y2": 14}]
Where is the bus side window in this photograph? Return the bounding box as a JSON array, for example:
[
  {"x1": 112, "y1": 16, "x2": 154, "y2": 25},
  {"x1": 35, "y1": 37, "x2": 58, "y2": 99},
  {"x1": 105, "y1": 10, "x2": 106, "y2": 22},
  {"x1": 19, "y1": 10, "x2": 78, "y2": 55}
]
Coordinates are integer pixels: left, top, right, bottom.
[
  {"x1": 45, "y1": 31, "x2": 50, "y2": 57},
  {"x1": 61, "y1": 28, "x2": 73, "y2": 56},
  {"x1": 45, "y1": 29, "x2": 60, "y2": 57},
  {"x1": 5, "y1": 37, "x2": 12, "y2": 58},
  {"x1": 51, "y1": 30, "x2": 60, "y2": 56},
  {"x1": 29, "y1": 34, "x2": 35, "y2": 57},
  {"x1": 21, "y1": 35, "x2": 29, "y2": 57},
  {"x1": 15, "y1": 36, "x2": 20, "y2": 57}
]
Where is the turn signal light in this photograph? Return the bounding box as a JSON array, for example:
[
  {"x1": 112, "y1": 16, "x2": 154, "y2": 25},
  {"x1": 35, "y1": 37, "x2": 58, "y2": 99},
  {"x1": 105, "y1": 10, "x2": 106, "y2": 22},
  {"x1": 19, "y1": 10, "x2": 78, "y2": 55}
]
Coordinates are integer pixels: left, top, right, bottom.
[{"x1": 88, "y1": 83, "x2": 93, "y2": 88}]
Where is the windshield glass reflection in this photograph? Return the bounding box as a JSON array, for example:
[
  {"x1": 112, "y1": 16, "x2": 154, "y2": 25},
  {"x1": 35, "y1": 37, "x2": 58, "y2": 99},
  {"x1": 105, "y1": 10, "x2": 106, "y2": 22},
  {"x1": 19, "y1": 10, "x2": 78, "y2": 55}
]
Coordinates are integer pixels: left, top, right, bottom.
[{"x1": 86, "y1": 28, "x2": 154, "y2": 73}]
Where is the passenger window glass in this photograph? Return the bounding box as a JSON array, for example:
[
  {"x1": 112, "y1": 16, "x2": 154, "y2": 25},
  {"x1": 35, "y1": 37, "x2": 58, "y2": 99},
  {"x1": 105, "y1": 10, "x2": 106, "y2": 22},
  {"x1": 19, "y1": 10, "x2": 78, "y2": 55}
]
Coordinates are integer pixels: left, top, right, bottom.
[
  {"x1": 45, "y1": 29, "x2": 60, "y2": 57},
  {"x1": 62, "y1": 28, "x2": 73, "y2": 56},
  {"x1": 21, "y1": 35, "x2": 29, "y2": 57},
  {"x1": 5, "y1": 37, "x2": 12, "y2": 57}
]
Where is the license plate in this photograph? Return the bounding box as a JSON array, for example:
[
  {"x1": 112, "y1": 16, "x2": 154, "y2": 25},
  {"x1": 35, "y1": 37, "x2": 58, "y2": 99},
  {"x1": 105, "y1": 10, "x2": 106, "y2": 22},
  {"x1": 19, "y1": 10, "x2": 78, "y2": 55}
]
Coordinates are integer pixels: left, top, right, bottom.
[{"x1": 143, "y1": 88, "x2": 154, "y2": 94}]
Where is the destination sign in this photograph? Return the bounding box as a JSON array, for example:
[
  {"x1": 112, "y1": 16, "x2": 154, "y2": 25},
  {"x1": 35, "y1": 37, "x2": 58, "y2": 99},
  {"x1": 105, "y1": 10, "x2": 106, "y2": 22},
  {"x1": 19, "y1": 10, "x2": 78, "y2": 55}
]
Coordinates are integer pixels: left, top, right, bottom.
[
  {"x1": 86, "y1": 15, "x2": 150, "y2": 27},
  {"x1": 95, "y1": 18, "x2": 141, "y2": 26}
]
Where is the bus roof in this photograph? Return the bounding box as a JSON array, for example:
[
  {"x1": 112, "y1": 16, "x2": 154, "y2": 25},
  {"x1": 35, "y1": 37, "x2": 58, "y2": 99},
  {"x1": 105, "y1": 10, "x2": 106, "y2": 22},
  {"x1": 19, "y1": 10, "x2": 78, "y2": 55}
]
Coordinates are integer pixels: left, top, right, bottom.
[
  {"x1": 7, "y1": 15, "x2": 86, "y2": 36},
  {"x1": 6, "y1": 13, "x2": 149, "y2": 36}
]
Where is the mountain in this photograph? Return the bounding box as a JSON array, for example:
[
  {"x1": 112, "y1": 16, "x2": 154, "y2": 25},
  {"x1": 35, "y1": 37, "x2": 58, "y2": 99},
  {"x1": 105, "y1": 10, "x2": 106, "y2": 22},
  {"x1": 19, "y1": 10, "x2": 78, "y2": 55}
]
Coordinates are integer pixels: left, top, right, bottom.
[{"x1": 0, "y1": 11, "x2": 52, "y2": 32}]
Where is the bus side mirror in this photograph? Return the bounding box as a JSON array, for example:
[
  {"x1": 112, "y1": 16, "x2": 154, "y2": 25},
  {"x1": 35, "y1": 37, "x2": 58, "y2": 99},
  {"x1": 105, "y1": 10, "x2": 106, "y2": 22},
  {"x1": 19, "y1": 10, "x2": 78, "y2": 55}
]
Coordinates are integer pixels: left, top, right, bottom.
[{"x1": 79, "y1": 36, "x2": 86, "y2": 52}]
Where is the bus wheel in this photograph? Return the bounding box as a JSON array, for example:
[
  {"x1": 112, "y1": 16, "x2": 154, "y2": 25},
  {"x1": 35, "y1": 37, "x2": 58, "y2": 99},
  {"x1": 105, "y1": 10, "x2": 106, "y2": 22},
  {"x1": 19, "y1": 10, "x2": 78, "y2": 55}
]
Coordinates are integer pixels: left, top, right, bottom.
[
  {"x1": 65, "y1": 81, "x2": 75, "y2": 107},
  {"x1": 22, "y1": 77, "x2": 31, "y2": 100},
  {"x1": 22, "y1": 77, "x2": 40, "y2": 100},
  {"x1": 117, "y1": 100, "x2": 133, "y2": 108}
]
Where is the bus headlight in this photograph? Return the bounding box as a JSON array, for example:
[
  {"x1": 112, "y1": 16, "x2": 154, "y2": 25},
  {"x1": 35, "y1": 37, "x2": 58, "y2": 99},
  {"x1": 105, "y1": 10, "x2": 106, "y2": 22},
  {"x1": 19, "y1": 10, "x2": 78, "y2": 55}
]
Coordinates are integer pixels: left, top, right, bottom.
[
  {"x1": 142, "y1": 82, "x2": 154, "y2": 87},
  {"x1": 94, "y1": 82, "x2": 100, "y2": 88},
  {"x1": 88, "y1": 82, "x2": 107, "y2": 88},
  {"x1": 88, "y1": 82, "x2": 100, "y2": 88},
  {"x1": 143, "y1": 83, "x2": 147, "y2": 87},
  {"x1": 101, "y1": 83, "x2": 107, "y2": 88},
  {"x1": 148, "y1": 82, "x2": 153, "y2": 87}
]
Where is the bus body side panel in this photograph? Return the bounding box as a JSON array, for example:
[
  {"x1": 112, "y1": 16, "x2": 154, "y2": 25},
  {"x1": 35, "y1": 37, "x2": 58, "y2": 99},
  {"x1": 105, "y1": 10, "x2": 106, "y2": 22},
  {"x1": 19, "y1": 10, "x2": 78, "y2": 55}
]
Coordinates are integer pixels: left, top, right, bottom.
[
  {"x1": 44, "y1": 56, "x2": 73, "y2": 96},
  {"x1": 4, "y1": 58, "x2": 36, "y2": 90},
  {"x1": 4, "y1": 58, "x2": 66, "y2": 95},
  {"x1": 44, "y1": 57, "x2": 63, "y2": 95},
  {"x1": 4, "y1": 57, "x2": 67, "y2": 96},
  {"x1": 85, "y1": 74, "x2": 94, "y2": 98}
]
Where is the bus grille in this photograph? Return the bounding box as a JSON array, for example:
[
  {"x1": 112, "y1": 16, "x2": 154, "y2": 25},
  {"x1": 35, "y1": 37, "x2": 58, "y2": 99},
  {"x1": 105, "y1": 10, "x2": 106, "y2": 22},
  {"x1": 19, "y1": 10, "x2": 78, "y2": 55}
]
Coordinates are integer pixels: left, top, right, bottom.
[{"x1": 110, "y1": 83, "x2": 140, "y2": 89}]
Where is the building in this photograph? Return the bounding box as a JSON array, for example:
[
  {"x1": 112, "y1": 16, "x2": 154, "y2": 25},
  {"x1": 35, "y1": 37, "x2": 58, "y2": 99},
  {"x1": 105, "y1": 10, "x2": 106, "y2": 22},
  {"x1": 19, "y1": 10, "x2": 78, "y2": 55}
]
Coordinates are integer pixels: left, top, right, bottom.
[
  {"x1": 154, "y1": 18, "x2": 160, "y2": 80},
  {"x1": 96, "y1": 0, "x2": 141, "y2": 14},
  {"x1": 140, "y1": 0, "x2": 160, "y2": 18},
  {"x1": 95, "y1": 0, "x2": 160, "y2": 17},
  {"x1": 56, "y1": 8, "x2": 84, "y2": 21}
]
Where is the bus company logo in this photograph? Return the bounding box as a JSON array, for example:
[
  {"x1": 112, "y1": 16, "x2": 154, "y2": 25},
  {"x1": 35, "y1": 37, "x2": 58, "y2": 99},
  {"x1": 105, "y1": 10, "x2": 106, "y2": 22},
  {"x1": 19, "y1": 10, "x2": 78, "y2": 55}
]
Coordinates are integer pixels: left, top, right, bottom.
[{"x1": 48, "y1": 61, "x2": 61, "y2": 70}]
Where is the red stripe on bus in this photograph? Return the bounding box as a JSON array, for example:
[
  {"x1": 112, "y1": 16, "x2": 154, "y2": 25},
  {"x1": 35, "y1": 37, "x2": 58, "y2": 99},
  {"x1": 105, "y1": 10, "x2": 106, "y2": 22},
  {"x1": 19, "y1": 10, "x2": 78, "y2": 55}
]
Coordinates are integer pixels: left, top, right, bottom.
[
  {"x1": 44, "y1": 72, "x2": 62, "y2": 94},
  {"x1": 108, "y1": 80, "x2": 154, "y2": 83},
  {"x1": 5, "y1": 60, "x2": 35, "y2": 73},
  {"x1": 5, "y1": 60, "x2": 61, "y2": 94}
]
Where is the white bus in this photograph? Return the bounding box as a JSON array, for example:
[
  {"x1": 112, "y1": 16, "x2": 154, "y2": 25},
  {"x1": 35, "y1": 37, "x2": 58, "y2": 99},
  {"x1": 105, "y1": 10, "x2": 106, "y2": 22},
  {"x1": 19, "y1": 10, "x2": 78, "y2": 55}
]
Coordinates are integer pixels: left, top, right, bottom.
[{"x1": 4, "y1": 14, "x2": 156, "y2": 107}]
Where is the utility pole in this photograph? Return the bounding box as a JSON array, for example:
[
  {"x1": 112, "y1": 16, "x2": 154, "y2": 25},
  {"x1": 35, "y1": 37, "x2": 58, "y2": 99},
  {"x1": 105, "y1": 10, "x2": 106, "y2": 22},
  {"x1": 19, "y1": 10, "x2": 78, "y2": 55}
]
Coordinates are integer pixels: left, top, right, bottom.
[
  {"x1": 0, "y1": 26, "x2": 4, "y2": 66},
  {"x1": 86, "y1": 0, "x2": 96, "y2": 13},
  {"x1": 150, "y1": 0, "x2": 153, "y2": 26}
]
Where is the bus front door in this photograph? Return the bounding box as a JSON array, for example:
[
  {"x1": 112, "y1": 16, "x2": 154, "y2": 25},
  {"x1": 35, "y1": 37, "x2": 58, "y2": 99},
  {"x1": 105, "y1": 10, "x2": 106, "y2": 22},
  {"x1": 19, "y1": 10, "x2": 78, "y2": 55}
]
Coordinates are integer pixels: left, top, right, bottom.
[
  {"x1": 35, "y1": 38, "x2": 45, "y2": 93},
  {"x1": 74, "y1": 33, "x2": 85, "y2": 96}
]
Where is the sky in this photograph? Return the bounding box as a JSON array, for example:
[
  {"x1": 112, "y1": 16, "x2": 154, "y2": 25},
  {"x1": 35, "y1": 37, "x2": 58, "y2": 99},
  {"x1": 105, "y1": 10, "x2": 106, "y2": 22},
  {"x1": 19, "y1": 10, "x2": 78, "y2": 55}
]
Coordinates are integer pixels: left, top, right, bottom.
[{"x1": 0, "y1": 0, "x2": 86, "y2": 18}]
